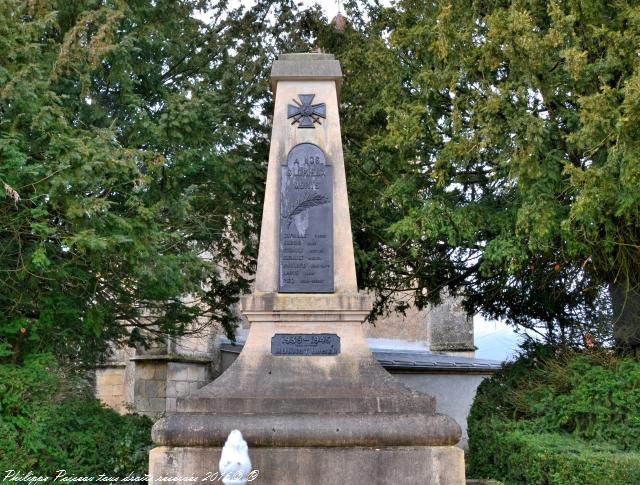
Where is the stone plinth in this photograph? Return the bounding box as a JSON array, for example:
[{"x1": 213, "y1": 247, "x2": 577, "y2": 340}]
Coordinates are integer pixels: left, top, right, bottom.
[{"x1": 150, "y1": 446, "x2": 465, "y2": 485}]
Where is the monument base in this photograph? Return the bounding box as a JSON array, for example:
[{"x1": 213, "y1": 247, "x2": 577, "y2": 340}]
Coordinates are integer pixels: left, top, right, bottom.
[
  {"x1": 149, "y1": 445, "x2": 465, "y2": 485},
  {"x1": 150, "y1": 294, "x2": 466, "y2": 484}
]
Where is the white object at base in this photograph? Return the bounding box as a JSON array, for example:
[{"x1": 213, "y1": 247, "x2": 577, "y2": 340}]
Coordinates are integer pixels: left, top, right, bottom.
[{"x1": 219, "y1": 430, "x2": 252, "y2": 485}]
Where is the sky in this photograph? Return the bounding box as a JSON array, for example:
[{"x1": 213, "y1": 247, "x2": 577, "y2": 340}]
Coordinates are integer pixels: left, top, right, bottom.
[
  {"x1": 474, "y1": 316, "x2": 522, "y2": 362},
  {"x1": 308, "y1": 0, "x2": 344, "y2": 19},
  {"x1": 224, "y1": 0, "x2": 370, "y2": 20}
]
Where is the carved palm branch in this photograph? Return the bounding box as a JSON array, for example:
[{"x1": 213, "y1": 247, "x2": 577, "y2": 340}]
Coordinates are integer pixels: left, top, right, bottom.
[{"x1": 283, "y1": 193, "x2": 330, "y2": 228}]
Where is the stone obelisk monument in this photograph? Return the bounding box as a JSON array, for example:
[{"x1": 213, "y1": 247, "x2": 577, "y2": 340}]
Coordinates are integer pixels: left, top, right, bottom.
[{"x1": 149, "y1": 53, "x2": 465, "y2": 484}]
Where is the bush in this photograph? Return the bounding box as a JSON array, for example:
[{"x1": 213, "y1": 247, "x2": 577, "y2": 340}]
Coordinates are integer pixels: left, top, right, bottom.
[
  {"x1": 470, "y1": 422, "x2": 640, "y2": 485},
  {"x1": 468, "y1": 345, "x2": 640, "y2": 484},
  {"x1": 0, "y1": 354, "x2": 152, "y2": 479}
]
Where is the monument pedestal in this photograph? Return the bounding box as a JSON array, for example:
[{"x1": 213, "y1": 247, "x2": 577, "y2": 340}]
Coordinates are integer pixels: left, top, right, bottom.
[
  {"x1": 150, "y1": 294, "x2": 464, "y2": 484},
  {"x1": 149, "y1": 53, "x2": 465, "y2": 484},
  {"x1": 150, "y1": 446, "x2": 464, "y2": 484}
]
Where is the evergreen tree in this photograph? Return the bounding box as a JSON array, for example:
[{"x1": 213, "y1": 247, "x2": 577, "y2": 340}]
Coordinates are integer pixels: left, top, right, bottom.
[
  {"x1": 0, "y1": 0, "x2": 322, "y2": 365},
  {"x1": 317, "y1": 0, "x2": 640, "y2": 351}
]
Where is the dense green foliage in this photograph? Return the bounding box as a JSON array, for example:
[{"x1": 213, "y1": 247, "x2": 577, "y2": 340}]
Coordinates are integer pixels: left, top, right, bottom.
[
  {"x1": 3, "y1": 0, "x2": 640, "y2": 364},
  {"x1": 0, "y1": 354, "x2": 152, "y2": 477},
  {"x1": 0, "y1": 0, "x2": 325, "y2": 365},
  {"x1": 468, "y1": 346, "x2": 640, "y2": 483},
  {"x1": 470, "y1": 427, "x2": 640, "y2": 485},
  {"x1": 315, "y1": 0, "x2": 640, "y2": 348}
]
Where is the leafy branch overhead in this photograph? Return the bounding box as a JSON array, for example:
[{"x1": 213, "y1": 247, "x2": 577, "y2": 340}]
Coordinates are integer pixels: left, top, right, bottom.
[{"x1": 3, "y1": 0, "x2": 640, "y2": 366}]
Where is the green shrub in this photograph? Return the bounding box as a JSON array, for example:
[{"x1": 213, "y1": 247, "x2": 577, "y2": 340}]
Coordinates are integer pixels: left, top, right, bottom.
[
  {"x1": 468, "y1": 345, "x2": 640, "y2": 484},
  {"x1": 470, "y1": 422, "x2": 640, "y2": 485},
  {"x1": 0, "y1": 354, "x2": 152, "y2": 479}
]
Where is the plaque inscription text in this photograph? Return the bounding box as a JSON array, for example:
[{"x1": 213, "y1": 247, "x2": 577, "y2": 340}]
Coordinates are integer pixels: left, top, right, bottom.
[
  {"x1": 279, "y1": 143, "x2": 333, "y2": 292},
  {"x1": 271, "y1": 333, "x2": 340, "y2": 356}
]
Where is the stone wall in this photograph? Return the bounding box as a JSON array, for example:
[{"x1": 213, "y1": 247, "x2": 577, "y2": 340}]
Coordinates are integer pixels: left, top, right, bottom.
[
  {"x1": 93, "y1": 323, "x2": 219, "y2": 417},
  {"x1": 428, "y1": 298, "x2": 475, "y2": 356},
  {"x1": 363, "y1": 292, "x2": 475, "y2": 356},
  {"x1": 95, "y1": 364, "x2": 128, "y2": 413},
  {"x1": 391, "y1": 371, "x2": 493, "y2": 450},
  {"x1": 94, "y1": 346, "x2": 135, "y2": 413},
  {"x1": 96, "y1": 356, "x2": 215, "y2": 418},
  {"x1": 133, "y1": 360, "x2": 167, "y2": 415},
  {"x1": 165, "y1": 361, "x2": 210, "y2": 413}
]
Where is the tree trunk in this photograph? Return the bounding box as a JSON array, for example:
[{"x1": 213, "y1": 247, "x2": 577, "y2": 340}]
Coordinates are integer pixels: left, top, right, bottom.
[{"x1": 609, "y1": 283, "x2": 640, "y2": 356}]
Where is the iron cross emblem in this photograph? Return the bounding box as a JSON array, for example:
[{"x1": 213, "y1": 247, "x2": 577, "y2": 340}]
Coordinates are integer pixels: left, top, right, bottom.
[{"x1": 287, "y1": 94, "x2": 326, "y2": 128}]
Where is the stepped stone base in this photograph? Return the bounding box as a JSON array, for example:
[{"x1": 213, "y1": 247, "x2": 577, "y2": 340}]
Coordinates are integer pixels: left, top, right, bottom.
[
  {"x1": 149, "y1": 445, "x2": 465, "y2": 485},
  {"x1": 150, "y1": 295, "x2": 466, "y2": 484}
]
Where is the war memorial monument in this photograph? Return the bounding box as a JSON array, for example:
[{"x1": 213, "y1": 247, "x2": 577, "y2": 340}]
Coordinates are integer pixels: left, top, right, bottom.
[{"x1": 148, "y1": 53, "x2": 466, "y2": 484}]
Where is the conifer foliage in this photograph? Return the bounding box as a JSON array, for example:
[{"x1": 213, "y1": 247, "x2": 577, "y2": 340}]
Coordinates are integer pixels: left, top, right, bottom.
[
  {"x1": 0, "y1": 0, "x2": 322, "y2": 364},
  {"x1": 319, "y1": 0, "x2": 640, "y2": 350}
]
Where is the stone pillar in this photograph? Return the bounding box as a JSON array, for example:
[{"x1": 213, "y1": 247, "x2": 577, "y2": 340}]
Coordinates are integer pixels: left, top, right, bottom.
[
  {"x1": 93, "y1": 332, "x2": 219, "y2": 418},
  {"x1": 429, "y1": 297, "x2": 475, "y2": 357},
  {"x1": 94, "y1": 346, "x2": 135, "y2": 414},
  {"x1": 149, "y1": 53, "x2": 465, "y2": 485},
  {"x1": 130, "y1": 355, "x2": 215, "y2": 417}
]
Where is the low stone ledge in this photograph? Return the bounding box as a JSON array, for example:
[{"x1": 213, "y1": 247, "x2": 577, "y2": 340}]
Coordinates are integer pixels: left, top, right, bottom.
[
  {"x1": 241, "y1": 292, "x2": 373, "y2": 313},
  {"x1": 130, "y1": 354, "x2": 214, "y2": 364},
  {"x1": 149, "y1": 445, "x2": 466, "y2": 485},
  {"x1": 93, "y1": 361, "x2": 127, "y2": 368},
  {"x1": 178, "y1": 394, "x2": 435, "y2": 414},
  {"x1": 152, "y1": 412, "x2": 461, "y2": 448}
]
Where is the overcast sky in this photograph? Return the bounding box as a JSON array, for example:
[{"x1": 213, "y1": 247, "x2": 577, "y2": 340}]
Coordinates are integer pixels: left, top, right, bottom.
[{"x1": 307, "y1": 0, "x2": 344, "y2": 19}]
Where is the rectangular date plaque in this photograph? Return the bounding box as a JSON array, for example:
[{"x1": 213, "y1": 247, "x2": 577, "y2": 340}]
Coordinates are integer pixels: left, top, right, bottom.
[{"x1": 271, "y1": 333, "x2": 340, "y2": 356}]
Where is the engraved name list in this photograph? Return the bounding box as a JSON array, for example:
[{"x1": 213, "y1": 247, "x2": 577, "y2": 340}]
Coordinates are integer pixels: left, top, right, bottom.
[{"x1": 279, "y1": 143, "x2": 333, "y2": 293}]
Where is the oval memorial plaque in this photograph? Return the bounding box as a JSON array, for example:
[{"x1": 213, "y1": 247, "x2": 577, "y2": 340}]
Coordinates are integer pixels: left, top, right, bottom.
[{"x1": 279, "y1": 143, "x2": 333, "y2": 293}]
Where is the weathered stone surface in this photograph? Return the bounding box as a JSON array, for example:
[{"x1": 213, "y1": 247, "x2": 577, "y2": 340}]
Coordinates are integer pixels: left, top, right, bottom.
[
  {"x1": 167, "y1": 362, "x2": 190, "y2": 381},
  {"x1": 145, "y1": 380, "x2": 166, "y2": 397},
  {"x1": 135, "y1": 362, "x2": 157, "y2": 380},
  {"x1": 149, "y1": 52, "x2": 465, "y2": 485},
  {"x1": 149, "y1": 446, "x2": 465, "y2": 485},
  {"x1": 175, "y1": 381, "x2": 188, "y2": 396},
  {"x1": 153, "y1": 365, "x2": 167, "y2": 380},
  {"x1": 95, "y1": 366, "x2": 127, "y2": 413},
  {"x1": 153, "y1": 412, "x2": 459, "y2": 447},
  {"x1": 187, "y1": 365, "x2": 205, "y2": 381},
  {"x1": 270, "y1": 53, "x2": 342, "y2": 94},
  {"x1": 429, "y1": 297, "x2": 475, "y2": 353}
]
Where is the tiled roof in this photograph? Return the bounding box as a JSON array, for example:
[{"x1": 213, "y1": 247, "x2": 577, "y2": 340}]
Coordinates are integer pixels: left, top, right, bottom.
[
  {"x1": 219, "y1": 341, "x2": 502, "y2": 373},
  {"x1": 372, "y1": 349, "x2": 502, "y2": 372}
]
